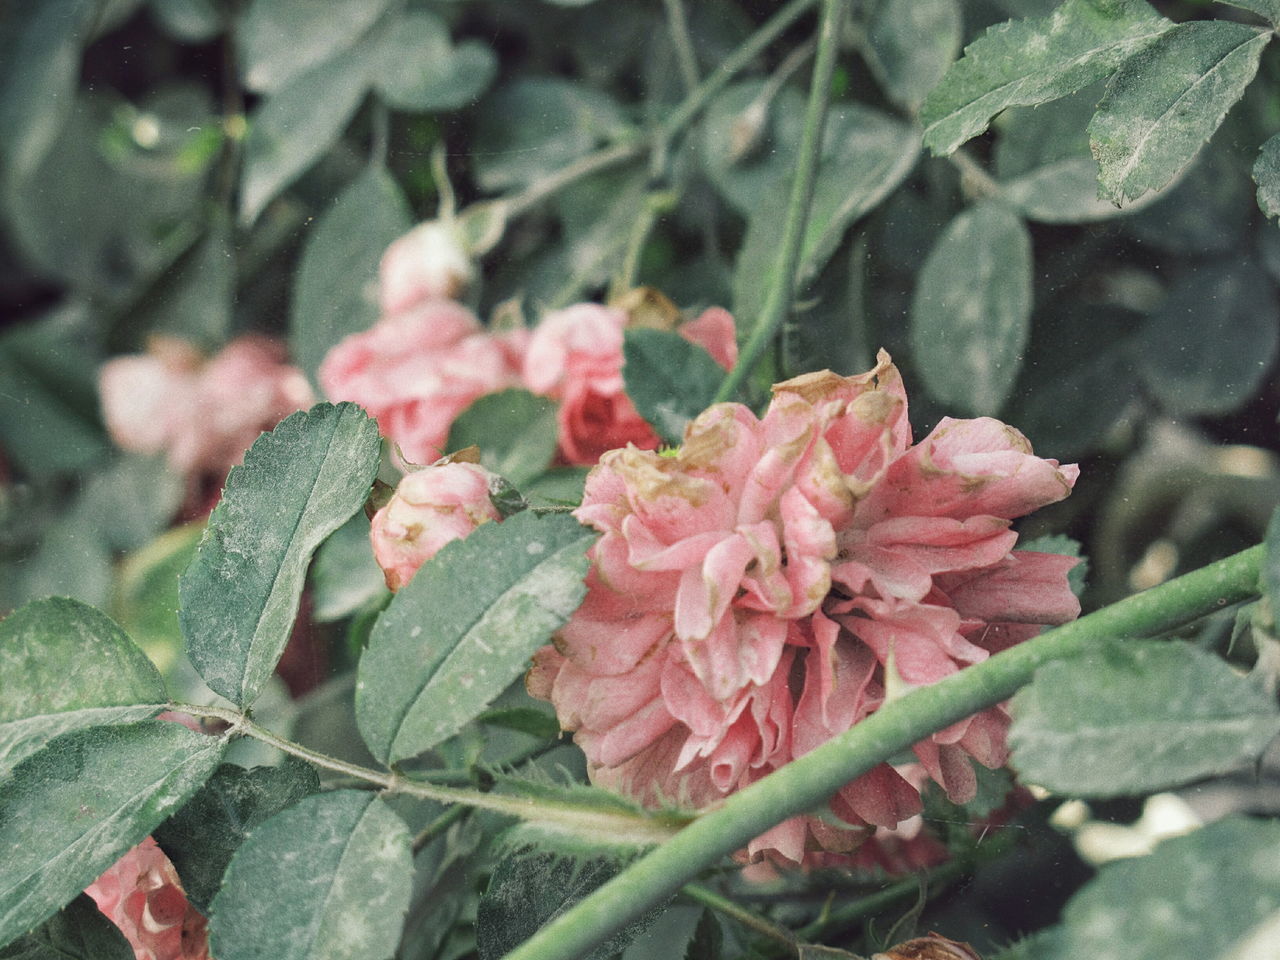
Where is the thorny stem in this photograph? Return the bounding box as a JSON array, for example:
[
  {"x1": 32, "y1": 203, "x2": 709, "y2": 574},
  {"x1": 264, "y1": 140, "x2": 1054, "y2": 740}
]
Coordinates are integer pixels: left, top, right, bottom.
[
  {"x1": 498, "y1": 544, "x2": 1265, "y2": 960},
  {"x1": 173, "y1": 702, "x2": 687, "y2": 845},
  {"x1": 713, "y1": 0, "x2": 848, "y2": 404}
]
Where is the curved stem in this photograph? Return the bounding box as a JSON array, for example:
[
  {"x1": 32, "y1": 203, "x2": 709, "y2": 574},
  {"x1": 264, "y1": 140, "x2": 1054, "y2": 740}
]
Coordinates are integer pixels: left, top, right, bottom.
[
  {"x1": 498, "y1": 544, "x2": 1264, "y2": 960},
  {"x1": 713, "y1": 0, "x2": 848, "y2": 403},
  {"x1": 682, "y1": 883, "x2": 798, "y2": 955}
]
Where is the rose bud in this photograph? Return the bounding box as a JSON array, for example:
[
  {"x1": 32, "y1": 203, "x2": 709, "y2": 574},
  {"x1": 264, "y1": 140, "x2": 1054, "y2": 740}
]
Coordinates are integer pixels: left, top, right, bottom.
[
  {"x1": 379, "y1": 220, "x2": 474, "y2": 315},
  {"x1": 370, "y1": 461, "x2": 502, "y2": 591},
  {"x1": 872, "y1": 932, "x2": 982, "y2": 960}
]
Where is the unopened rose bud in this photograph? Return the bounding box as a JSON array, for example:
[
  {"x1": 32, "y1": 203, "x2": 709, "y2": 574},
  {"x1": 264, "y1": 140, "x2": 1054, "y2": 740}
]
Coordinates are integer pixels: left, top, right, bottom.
[
  {"x1": 872, "y1": 933, "x2": 982, "y2": 960},
  {"x1": 379, "y1": 220, "x2": 474, "y2": 315},
  {"x1": 370, "y1": 461, "x2": 502, "y2": 591}
]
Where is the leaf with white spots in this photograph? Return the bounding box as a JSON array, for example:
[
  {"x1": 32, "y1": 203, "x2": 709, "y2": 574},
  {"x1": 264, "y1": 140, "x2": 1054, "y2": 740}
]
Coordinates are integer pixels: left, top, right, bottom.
[
  {"x1": 1009, "y1": 640, "x2": 1280, "y2": 798},
  {"x1": 355, "y1": 510, "x2": 595, "y2": 766},
  {"x1": 920, "y1": 0, "x2": 1173, "y2": 156},
  {"x1": 1089, "y1": 20, "x2": 1271, "y2": 205},
  {"x1": 908, "y1": 201, "x2": 1032, "y2": 417},
  {"x1": 208, "y1": 791, "x2": 412, "y2": 960},
  {"x1": 0, "y1": 598, "x2": 167, "y2": 777},
  {"x1": 0, "y1": 721, "x2": 226, "y2": 947},
  {"x1": 180, "y1": 403, "x2": 382, "y2": 709},
  {"x1": 1044, "y1": 817, "x2": 1280, "y2": 960}
]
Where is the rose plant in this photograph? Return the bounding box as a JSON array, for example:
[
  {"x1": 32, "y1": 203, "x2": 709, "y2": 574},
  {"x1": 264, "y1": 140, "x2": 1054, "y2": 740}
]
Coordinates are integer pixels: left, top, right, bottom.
[{"x1": 3, "y1": 1, "x2": 1280, "y2": 960}]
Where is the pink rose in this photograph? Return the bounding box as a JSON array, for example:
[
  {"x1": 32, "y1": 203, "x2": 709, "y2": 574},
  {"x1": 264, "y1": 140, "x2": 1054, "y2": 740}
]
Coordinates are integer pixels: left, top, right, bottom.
[
  {"x1": 370, "y1": 461, "x2": 502, "y2": 591},
  {"x1": 84, "y1": 836, "x2": 210, "y2": 960},
  {"x1": 523, "y1": 302, "x2": 738, "y2": 466},
  {"x1": 319, "y1": 301, "x2": 527, "y2": 465},
  {"x1": 379, "y1": 221, "x2": 474, "y2": 315},
  {"x1": 528, "y1": 350, "x2": 1080, "y2": 867},
  {"x1": 99, "y1": 335, "x2": 314, "y2": 490}
]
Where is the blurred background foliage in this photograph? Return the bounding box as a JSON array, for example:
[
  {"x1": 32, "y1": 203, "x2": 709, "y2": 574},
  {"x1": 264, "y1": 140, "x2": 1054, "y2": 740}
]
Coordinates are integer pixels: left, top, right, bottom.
[{"x1": 2, "y1": 0, "x2": 1280, "y2": 955}]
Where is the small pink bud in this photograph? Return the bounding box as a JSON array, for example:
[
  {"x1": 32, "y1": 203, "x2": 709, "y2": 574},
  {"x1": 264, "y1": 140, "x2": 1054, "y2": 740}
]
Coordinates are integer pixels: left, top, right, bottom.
[
  {"x1": 370, "y1": 461, "x2": 502, "y2": 591},
  {"x1": 379, "y1": 220, "x2": 474, "y2": 315}
]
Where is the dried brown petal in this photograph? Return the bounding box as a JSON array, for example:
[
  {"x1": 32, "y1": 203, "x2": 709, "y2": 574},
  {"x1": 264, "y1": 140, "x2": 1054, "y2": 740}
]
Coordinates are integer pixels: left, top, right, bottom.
[{"x1": 872, "y1": 932, "x2": 982, "y2": 960}]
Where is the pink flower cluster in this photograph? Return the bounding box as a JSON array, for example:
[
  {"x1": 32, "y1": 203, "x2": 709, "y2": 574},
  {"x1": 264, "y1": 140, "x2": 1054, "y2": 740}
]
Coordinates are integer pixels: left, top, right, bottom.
[
  {"x1": 84, "y1": 837, "x2": 210, "y2": 960},
  {"x1": 100, "y1": 335, "x2": 313, "y2": 491},
  {"x1": 527, "y1": 352, "x2": 1080, "y2": 867},
  {"x1": 319, "y1": 220, "x2": 737, "y2": 466}
]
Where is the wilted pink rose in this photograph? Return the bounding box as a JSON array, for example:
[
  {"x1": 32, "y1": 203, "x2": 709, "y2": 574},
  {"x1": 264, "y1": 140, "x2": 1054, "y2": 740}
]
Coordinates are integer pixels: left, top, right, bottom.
[
  {"x1": 100, "y1": 335, "x2": 313, "y2": 492},
  {"x1": 522, "y1": 303, "x2": 738, "y2": 466},
  {"x1": 371, "y1": 460, "x2": 502, "y2": 591},
  {"x1": 528, "y1": 351, "x2": 1079, "y2": 867},
  {"x1": 319, "y1": 301, "x2": 527, "y2": 465},
  {"x1": 380, "y1": 220, "x2": 474, "y2": 315},
  {"x1": 84, "y1": 837, "x2": 210, "y2": 960}
]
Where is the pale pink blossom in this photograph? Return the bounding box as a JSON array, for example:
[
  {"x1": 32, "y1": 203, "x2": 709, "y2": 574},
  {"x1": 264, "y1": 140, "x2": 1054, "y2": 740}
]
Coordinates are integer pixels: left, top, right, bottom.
[
  {"x1": 84, "y1": 837, "x2": 210, "y2": 960},
  {"x1": 319, "y1": 301, "x2": 527, "y2": 465},
  {"x1": 99, "y1": 335, "x2": 314, "y2": 486},
  {"x1": 522, "y1": 303, "x2": 738, "y2": 465},
  {"x1": 371, "y1": 461, "x2": 502, "y2": 591},
  {"x1": 379, "y1": 220, "x2": 474, "y2": 315},
  {"x1": 529, "y1": 351, "x2": 1079, "y2": 867}
]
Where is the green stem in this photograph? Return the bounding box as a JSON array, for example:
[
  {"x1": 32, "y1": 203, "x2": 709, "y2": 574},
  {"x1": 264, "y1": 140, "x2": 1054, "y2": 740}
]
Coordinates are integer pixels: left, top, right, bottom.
[
  {"x1": 173, "y1": 703, "x2": 685, "y2": 845},
  {"x1": 682, "y1": 883, "x2": 798, "y2": 956},
  {"x1": 713, "y1": 0, "x2": 848, "y2": 404},
  {"x1": 662, "y1": 0, "x2": 701, "y2": 94},
  {"x1": 498, "y1": 544, "x2": 1264, "y2": 960},
  {"x1": 412, "y1": 805, "x2": 470, "y2": 855}
]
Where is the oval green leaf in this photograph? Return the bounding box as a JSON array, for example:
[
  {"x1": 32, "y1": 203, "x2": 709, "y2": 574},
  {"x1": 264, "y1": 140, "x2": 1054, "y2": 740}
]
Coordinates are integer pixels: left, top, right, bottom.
[
  {"x1": 208, "y1": 790, "x2": 412, "y2": 960},
  {"x1": 180, "y1": 403, "x2": 382, "y2": 708},
  {"x1": 1009, "y1": 639, "x2": 1280, "y2": 798},
  {"x1": 920, "y1": 0, "x2": 1172, "y2": 156},
  {"x1": 153, "y1": 758, "x2": 320, "y2": 912},
  {"x1": 1047, "y1": 818, "x2": 1280, "y2": 960},
  {"x1": 908, "y1": 201, "x2": 1032, "y2": 417},
  {"x1": 238, "y1": 0, "x2": 393, "y2": 94},
  {"x1": 1089, "y1": 21, "x2": 1271, "y2": 205},
  {"x1": 1134, "y1": 259, "x2": 1279, "y2": 417},
  {"x1": 356, "y1": 510, "x2": 595, "y2": 766},
  {"x1": 0, "y1": 597, "x2": 166, "y2": 777},
  {"x1": 0, "y1": 720, "x2": 226, "y2": 946},
  {"x1": 446, "y1": 389, "x2": 560, "y2": 488},
  {"x1": 1254, "y1": 132, "x2": 1280, "y2": 221},
  {"x1": 368, "y1": 11, "x2": 496, "y2": 112},
  {"x1": 290, "y1": 165, "x2": 411, "y2": 381},
  {"x1": 623, "y1": 329, "x2": 725, "y2": 445},
  {"x1": 864, "y1": 0, "x2": 960, "y2": 111}
]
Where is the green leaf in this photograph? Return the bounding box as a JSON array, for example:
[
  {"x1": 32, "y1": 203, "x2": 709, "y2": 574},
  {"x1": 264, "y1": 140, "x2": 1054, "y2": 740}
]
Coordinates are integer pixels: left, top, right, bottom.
[
  {"x1": 180, "y1": 403, "x2": 382, "y2": 708},
  {"x1": 1046, "y1": 817, "x2": 1280, "y2": 960},
  {"x1": 920, "y1": 0, "x2": 1172, "y2": 156},
  {"x1": 1264, "y1": 507, "x2": 1280, "y2": 627},
  {"x1": 477, "y1": 850, "x2": 657, "y2": 960},
  {"x1": 0, "y1": 894, "x2": 135, "y2": 960},
  {"x1": 368, "y1": 11, "x2": 496, "y2": 112},
  {"x1": 1218, "y1": 0, "x2": 1280, "y2": 26},
  {"x1": 908, "y1": 201, "x2": 1032, "y2": 417},
  {"x1": 148, "y1": 0, "x2": 224, "y2": 43},
  {"x1": 356, "y1": 510, "x2": 595, "y2": 766},
  {"x1": 208, "y1": 790, "x2": 412, "y2": 960},
  {"x1": 311, "y1": 512, "x2": 387, "y2": 623},
  {"x1": 732, "y1": 104, "x2": 919, "y2": 315},
  {"x1": 622, "y1": 329, "x2": 724, "y2": 445},
  {"x1": 152, "y1": 758, "x2": 319, "y2": 912},
  {"x1": 0, "y1": 307, "x2": 108, "y2": 478},
  {"x1": 0, "y1": 598, "x2": 166, "y2": 777},
  {"x1": 472, "y1": 77, "x2": 631, "y2": 191},
  {"x1": 1254, "y1": 133, "x2": 1280, "y2": 221},
  {"x1": 0, "y1": 0, "x2": 99, "y2": 189},
  {"x1": 863, "y1": 0, "x2": 961, "y2": 111},
  {"x1": 702, "y1": 82, "x2": 807, "y2": 216},
  {"x1": 0, "y1": 720, "x2": 226, "y2": 946},
  {"x1": 238, "y1": 49, "x2": 370, "y2": 225},
  {"x1": 1134, "y1": 259, "x2": 1279, "y2": 417},
  {"x1": 290, "y1": 165, "x2": 411, "y2": 381},
  {"x1": 446, "y1": 389, "x2": 560, "y2": 488},
  {"x1": 1089, "y1": 21, "x2": 1270, "y2": 205},
  {"x1": 113, "y1": 522, "x2": 205, "y2": 670},
  {"x1": 477, "y1": 706, "x2": 560, "y2": 741},
  {"x1": 237, "y1": 0, "x2": 394, "y2": 93},
  {"x1": 1009, "y1": 640, "x2": 1280, "y2": 797},
  {"x1": 131, "y1": 214, "x2": 235, "y2": 348}
]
